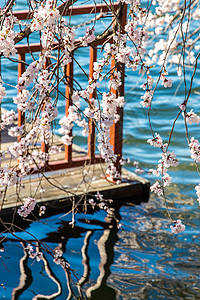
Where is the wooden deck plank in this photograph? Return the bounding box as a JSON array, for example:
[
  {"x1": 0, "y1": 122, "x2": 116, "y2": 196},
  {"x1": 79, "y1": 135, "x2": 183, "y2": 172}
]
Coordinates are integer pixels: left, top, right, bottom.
[
  {"x1": 0, "y1": 163, "x2": 149, "y2": 211},
  {"x1": 0, "y1": 116, "x2": 150, "y2": 219}
]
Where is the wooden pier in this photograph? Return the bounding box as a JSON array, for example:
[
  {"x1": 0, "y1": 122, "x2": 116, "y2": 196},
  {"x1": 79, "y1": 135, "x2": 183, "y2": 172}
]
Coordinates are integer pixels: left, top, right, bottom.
[
  {"x1": 0, "y1": 2, "x2": 150, "y2": 221},
  {"x1": 0, "y1": 133, "x2": 150, "y2": 218},
  {"x1": 1, "y1": 162, "x2": 150, "y2": 209}
]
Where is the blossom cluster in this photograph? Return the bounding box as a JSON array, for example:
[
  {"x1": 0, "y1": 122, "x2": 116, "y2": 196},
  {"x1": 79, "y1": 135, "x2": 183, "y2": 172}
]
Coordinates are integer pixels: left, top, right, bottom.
[
  {"x1": 182, "y1": 110, "x2": 200, "y2": 125},
  {"x1": 59, "y1": 88, "x2": 98, "y2": 145},
  {"x1": 17, "y1": 60, "x2": 42, "y2": 91},
  {"x1": 189, "y1": 137, "x2": 200, "y2": 163},
  {"x1": 140, "y1": 90, "x2": 154, "y2": 108},
  {"x1": 195, "y1": 184, "x2": 200, "y2": 206},
  {"x1": 147, "y1": 133, "x2": 163, "y2": 148},
  {"x1": 170, "y1": 220, "x2": 185, "y2": 234},
  {"x1": 150, "y1": 150, "x2": 178, "y2": 194},
  {"x1": 8, "y1": 120, "x2": 41, "y2": 175},
  {"x1": 0, "y1": 16, "x2": 16, "y2": 57},
  {"x1": 144, "y1": 0, "x2": 200, "y2": 68},
  {"x1": 0, "y1": 84, "x2": 6, "y2": 102},
  {"x1": 160, "y1": 71, "x2": 173, "y2": 88},
  {"x1": 13, "y1": 90, "x2": 34, "y2": 112},
  {"x1": 1, "y1": 109, "x2": 17, "y2": 129},
  {"x1": 40, "y1": 100, "x2": 58, "y2": 144},
  {"x1": 88, "y1": 192, "x2": 114, "y2": 215},
  {"x1": 79, "y1": 27, "x2": 95, "y2": 47},
  {"x1": 149, "y1": 142, "x2": 178, "y2": 195},
  {"x1": 53, "y1": 248, "x2": 63, "y2": 265},
  {"x1": 0, "y1": 165, "x2": 17, "y2": 187},
  {"x1": 53, "y1": 248, "x2": 70, "y2": 269},
  {"x1": 97, "y1": 92, "x2": 125, "y2": 179},
  {"x1": 17, "y1": 197, "x2": 36, "y2": 217},
  {"x1": 31, "y1": 2, "x2": 60, "y2": 31},
  {"x1": 140, "y1": 74, "x2": 154, "y2": 108},
  {"x1": 25, "y1": 244, "x2": 43, "y2": 261},
  {"x1": 36, "y1": 69, "x2": 51, "y2": 98},
  {"x1": 60, "y1": 22, "x2": 75, "y2": 52}
]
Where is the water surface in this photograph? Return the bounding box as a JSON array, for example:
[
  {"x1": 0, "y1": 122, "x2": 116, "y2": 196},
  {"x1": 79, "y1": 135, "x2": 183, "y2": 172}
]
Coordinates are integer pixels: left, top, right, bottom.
[{"x1": 1, "y1": 0, "x2": 200, "y2": 299}]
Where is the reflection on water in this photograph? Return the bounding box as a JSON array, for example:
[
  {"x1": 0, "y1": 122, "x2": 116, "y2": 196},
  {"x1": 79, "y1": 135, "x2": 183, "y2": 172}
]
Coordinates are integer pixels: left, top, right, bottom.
[
  {"x1": 0, "y1": 207, "x2": 119, "y2": 299},
  {"x1": 1, "y1": 194, "x2": 200, "y2": 299}
]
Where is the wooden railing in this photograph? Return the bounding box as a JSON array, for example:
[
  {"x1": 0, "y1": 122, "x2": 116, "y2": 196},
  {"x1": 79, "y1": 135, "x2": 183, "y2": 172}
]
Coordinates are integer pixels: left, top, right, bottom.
[{"x1": 13, "y1": 3, "x2": 127, "y2": 176}]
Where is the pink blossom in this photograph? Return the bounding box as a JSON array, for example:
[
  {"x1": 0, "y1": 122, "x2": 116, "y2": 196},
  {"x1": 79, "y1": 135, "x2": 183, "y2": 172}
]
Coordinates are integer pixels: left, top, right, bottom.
[
  {"x1": 135, "y1": 167, "x2": 145, "y2": 174},
  {"x1": 162, "y1": 77, "x2": 172, "y2": 88},
  {"x1": 182, "y1": 109, "x2": 200, "y2": 125},
  {"x1": 147, "y1": 133, "x2": 163, "y2": 147},
  {"x1": 195, "y1": 184, "x2": 200, "y2": 205},
  {"x1": 160, "y1": 71, "x2": 173, "y2": 88},
  {"x1": 0, "y1": 17, "x2": 16, "y2": 57},
  {"x1": 89, "y1": 199, "x2": 96, "y2": 209},
  {"x1": 152, "y1": 169, "x2": 160, "y2": 176},
  {"x1": 161, "y1": 151, "x2": 179, "y2": 168},
  {"x1": 79, "y1": 27, "x2": 95, "y2": 46},
  {"x1": 0, "y1": 164, "x2": 17, "y2": 187},
  {"x1": 170, "y1": 220, "x2": 185, "y2": 234},
  {"x1": 0, "y1": 84, "x2": 6, "y2": 102},
  {"x1": 189, "y1": 137, "x2": 200, "y2": 162},
  {"x1": 39, "y1": 205, "x2": 46, "y2": 216},
  {"x1": 140, "y1": 76, "x2": 154, "y2": 90},
  {"x1": 53, "y1": 248, "x2": 63, "y2": 264},
  {"x1": 163, "y1": 173, "x2": 172, "y2": 187},
  {"x1": 18, "y1": 197, "x2": 36, "y2": 217},
  {"x1": 150, "y1": 181, "x2": 163, "y2": 196},
  {"x1": 1, "y1": 109, "x2": 17, "y2": 128},
  {"x1": 179, "y1": 102, "x2": 186, "y2": 111},
  {"x1": 95, "y1": 191, "x2": 104, "y2": 201},
  {"x1": 25, "y1": 244, "x2": 43, "y2": 261},
  {"x1": 36, "y1": 252, "x2": 44, "y2": 262},
  {"x1": 140, "y1": 90, "x2": 154, "y2": 108}
]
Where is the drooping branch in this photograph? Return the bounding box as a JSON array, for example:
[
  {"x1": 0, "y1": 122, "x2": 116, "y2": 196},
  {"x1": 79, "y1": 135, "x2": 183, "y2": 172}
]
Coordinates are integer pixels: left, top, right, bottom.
[
  {"x1": 0, "y1": 0, "x2": 15, "y2": 17},
  {"x1": 14, "y1": 26, "x2": 32, "y2": 45},
  {"x1": 74, "y1": 2, "x2": 125, "y2": 50},
  {"x1": 13, "y1": 0, "x2": 78, "y2": 45}
]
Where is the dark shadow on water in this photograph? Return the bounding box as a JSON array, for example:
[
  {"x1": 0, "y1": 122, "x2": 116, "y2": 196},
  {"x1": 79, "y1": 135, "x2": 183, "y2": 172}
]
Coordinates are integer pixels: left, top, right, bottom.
[
  {"x1": 89, "y1": 286, "x2": 116, "y2": 300},
  {"x1": 85, "y1": 226, "x2": 118, "y2": 300},
  {"x1": 0, "y1": 199, "x2": 129, "y2": 299},
  {"x1": 1, "y1": 193, "x2": 200, "y2": 299},
  {"x1": 11, "y1": 241, "x2": 33, "y2": 300}
]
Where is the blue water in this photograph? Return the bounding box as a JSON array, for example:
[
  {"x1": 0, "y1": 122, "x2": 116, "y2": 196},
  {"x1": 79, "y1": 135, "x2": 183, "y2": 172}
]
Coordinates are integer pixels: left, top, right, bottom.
[{"x1": 1, "y1": 0, "x2": 200, "y2": 299}]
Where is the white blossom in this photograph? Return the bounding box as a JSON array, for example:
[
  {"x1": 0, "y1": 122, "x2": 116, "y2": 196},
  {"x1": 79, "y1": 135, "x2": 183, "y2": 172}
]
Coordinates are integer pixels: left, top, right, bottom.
[
  {"x1": 147, "y1": 133, "x2": 163, "y2": 147},
  {"x1": 170, "y1": 220, "x2": 185, "y2": 234},
  {"x1": 183, "y1": 109, "x2": 200, "y2": 125},
  {"x1": 18, "y1": 197, "x2": 37, "y2": 217},
  {"x1": 150, "y1": 181, "x2": 163, "y2": 196}
]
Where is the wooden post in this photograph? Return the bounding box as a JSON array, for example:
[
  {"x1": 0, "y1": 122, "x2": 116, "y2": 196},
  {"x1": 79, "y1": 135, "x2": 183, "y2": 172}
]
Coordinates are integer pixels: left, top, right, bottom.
[
  {"x1": 11, "y1": 3, "x2": 125, "y2": 175},
  {"x1": 109, "y1": 4, "x2": 127, "y2": 178},
  {"x1": 18, "y1": 53, "x2": 26, "y2": 128},
  {"x1": 65, "y1": 58, "x2": 73, "y2": 162},
  {"x1": 87, "y1": 46, "x2": 97, "y2": 163},
  {"x1": 41, "y1": 58, "x2": 51, "y2": 155}
]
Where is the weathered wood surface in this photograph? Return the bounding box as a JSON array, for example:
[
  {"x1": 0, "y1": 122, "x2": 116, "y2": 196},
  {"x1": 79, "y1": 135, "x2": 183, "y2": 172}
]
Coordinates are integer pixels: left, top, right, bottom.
[
  {"x1": 1, "y1": 162, "x2": 149, "y2": 211},
  {"x1": 0, "y1": 119, "x2": 150, "y2": 219}
]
